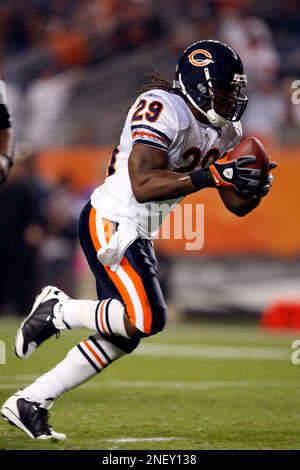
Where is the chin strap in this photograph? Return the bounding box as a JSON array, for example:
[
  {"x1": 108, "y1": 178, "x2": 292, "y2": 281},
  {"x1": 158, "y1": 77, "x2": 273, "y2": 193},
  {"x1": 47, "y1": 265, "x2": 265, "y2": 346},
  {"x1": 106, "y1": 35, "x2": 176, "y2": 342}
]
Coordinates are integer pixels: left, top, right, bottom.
[
  {"x1": 174, "y1": 73, "x2": 228, "y2": 128},
  {"x1": 206, "y1": 108, "x2": 227, "y2": 127},
  {"x1": 203, "y1": 67, "x2": 228, "y2": 127}
]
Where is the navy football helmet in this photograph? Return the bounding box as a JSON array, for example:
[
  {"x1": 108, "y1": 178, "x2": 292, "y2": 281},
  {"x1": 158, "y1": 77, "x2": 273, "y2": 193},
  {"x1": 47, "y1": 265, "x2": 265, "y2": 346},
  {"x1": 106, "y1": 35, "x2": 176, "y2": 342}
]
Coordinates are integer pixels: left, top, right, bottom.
[{"x1": 174, "y1": 40, "x2": 248, "y2": 127}]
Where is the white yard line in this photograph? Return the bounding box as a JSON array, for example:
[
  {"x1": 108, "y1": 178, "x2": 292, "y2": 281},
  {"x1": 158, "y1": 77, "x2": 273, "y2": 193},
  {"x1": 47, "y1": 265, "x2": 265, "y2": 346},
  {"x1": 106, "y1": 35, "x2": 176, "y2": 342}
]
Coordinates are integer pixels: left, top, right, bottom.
[
  {"x1": 0, "y1": 344, "x2": 291, "y2": 392},
  {"x1": 106, "y1": 437, "x2": 181, "y2": 443},
  {"x1": 0, "y1": 345, "x2": 289, "y2": 377},
  {"x1": 83, "y1": 380, "x2": 297, "y2": 390},
  {"x1": 134, "y1": 343, "x2": 289, "y2": 360},
  {"x1": 1, "y1": 379, "x2": 297, "y2": 391}
]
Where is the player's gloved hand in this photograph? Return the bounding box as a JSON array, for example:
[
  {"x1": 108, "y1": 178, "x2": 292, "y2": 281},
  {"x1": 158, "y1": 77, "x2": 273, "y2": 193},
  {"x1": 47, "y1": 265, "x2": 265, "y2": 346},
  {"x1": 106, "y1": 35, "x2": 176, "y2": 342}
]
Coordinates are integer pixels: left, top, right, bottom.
[
  {"x1": 0, "y1": 154, "x2": 13, "y2": 185},
  {"x1": 256, "y1": 162, "x2": 277, "y2": 198},
  {"x1": 248, "y1": 162, "x2": 277, "y2": 200},
  {"x1": 209, "y1": 154, "x2": 261, "y2": 198}
]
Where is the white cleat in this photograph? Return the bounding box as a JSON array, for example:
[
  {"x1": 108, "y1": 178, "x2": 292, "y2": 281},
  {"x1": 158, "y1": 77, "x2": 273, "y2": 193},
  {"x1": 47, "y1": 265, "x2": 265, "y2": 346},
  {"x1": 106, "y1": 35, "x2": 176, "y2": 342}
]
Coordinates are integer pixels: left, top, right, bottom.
[
  {"x1": 15, "y1": 285, "x2": 69, "y2": 359},
  {"x1": 1, "y1": 393, "x2": 66, "y2": 440}
]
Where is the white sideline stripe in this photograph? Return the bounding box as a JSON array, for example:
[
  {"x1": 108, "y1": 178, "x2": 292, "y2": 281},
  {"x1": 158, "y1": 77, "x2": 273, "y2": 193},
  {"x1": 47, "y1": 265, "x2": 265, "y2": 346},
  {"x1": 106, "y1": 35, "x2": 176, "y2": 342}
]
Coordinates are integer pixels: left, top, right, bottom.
[
  {"x1": 83, "y1": 380, "x2": 297, "y2": 390},
  {"x1": 0, "y1": 379, "x2": 297, "y2": 391},
  {"x1": 134, "y1": 344, "x2": 289, "y2": 360},
  {"x1": 106, "y1": 437, "x2": 181, "y2": 443},
  {"x1": 0, "y1": 345, "x2": 289, "y2": 375}
]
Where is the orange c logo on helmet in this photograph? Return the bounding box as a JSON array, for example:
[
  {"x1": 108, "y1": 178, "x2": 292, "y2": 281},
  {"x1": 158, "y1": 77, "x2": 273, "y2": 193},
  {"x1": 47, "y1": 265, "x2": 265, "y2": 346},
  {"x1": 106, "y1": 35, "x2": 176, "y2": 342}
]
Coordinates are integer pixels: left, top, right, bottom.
[{"x1": 188, "y1": 49, "x2": 213, "y2": 67}]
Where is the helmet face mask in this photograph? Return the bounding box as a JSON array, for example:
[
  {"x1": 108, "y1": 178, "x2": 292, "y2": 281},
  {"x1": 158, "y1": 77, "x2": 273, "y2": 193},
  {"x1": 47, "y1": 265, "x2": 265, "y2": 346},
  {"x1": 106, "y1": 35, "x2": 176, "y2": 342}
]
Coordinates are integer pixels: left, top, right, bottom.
[
  {"x1": 205, "y1": 76, "x2": 248, "y2": 122},
  {"x1": 174, "y1": 40, "x2": 248, "y2": 127}
]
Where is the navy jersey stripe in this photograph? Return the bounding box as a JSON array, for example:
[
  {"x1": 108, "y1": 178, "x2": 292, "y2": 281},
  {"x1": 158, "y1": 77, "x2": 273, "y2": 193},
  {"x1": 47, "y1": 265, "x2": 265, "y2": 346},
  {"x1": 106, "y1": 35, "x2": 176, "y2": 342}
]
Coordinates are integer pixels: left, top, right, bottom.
[
  {"x1": 131, "y1": 124, "x2": 171, "y2": 146},
  {"x1": 133, "y1": 139, "x2": 167, "y2": 151}
]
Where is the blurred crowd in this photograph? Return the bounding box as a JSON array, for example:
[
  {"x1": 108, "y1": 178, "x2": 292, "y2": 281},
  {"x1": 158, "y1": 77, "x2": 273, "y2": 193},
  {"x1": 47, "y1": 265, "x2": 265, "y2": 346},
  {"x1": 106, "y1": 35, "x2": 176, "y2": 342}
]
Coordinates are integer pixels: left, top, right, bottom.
[
  {"x1": 0, "y1": 0, "x2": 300, "y2": 314},
  {"x1": 1, "y1": 0, "x2": 300, "y2": 145},
  {"x1": 0, "y1": 0, "x2": 163, "y2": 66},
  {"x1": 0, "y1": 143, "x2": 84, "y2": 315}
]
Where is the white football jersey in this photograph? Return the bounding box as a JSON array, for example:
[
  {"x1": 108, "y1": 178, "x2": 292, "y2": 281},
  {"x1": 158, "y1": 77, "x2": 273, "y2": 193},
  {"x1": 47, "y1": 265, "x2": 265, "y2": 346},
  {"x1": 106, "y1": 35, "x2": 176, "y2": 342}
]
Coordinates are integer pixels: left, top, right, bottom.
[{"x1": 91, "y1": 89, "x2": 242, "y2": 238}]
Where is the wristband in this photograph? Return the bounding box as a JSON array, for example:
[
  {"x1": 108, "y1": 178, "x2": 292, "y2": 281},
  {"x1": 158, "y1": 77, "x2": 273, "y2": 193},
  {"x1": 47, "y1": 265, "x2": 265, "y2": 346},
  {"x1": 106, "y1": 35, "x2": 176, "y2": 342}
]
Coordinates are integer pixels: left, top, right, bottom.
[{"x1": 190, "y1": 167, "x2": 214, "y2": 191}]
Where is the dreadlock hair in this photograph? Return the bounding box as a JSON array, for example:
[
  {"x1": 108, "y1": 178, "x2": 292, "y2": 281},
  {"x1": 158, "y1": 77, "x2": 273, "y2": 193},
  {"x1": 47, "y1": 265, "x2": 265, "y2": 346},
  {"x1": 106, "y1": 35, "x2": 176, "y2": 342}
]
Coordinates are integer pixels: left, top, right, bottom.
[
  {"x1": 126, "y1": 70, "x2": 180, "y2": 114},
  {"x1": 135, "y1": 70, "x2": 174, "y2": 95}
]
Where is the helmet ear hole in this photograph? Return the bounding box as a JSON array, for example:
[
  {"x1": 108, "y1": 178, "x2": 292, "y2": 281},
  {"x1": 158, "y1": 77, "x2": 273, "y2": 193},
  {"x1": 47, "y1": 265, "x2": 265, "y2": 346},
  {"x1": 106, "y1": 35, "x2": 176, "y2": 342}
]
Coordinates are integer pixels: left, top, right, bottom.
[
  {"x1": 190, "y1": 83, "x2": 198, "y2": 91},
  {"x1": 197, "y1": 84, "x2": 207, "y2": 94}
]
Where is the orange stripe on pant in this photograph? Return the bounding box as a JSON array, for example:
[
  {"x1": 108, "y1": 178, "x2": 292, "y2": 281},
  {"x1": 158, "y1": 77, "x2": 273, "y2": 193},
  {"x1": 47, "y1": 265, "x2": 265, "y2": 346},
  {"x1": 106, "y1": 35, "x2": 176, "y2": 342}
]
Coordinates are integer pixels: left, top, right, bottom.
[{"x1": 89, "y1": 207, "x2": 152, "y2": 334}]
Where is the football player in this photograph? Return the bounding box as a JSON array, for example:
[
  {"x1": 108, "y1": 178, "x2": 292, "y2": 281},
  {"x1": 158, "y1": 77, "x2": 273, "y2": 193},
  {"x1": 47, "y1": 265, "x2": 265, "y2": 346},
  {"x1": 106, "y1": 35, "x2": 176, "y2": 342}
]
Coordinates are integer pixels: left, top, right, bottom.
[
  {"x1": 2, "y1": 40, "x2": 276, "y2": 439},
  {"x1": 0, "y1": 80, "x2": 13, "y2": 184}
]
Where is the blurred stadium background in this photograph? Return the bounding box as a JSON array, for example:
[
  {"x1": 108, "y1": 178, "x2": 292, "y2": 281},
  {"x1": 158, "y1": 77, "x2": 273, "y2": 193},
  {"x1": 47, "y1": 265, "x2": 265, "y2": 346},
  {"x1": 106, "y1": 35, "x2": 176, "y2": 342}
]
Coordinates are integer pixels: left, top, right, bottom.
[
  {"x1": 1, "y1": 0, "x2": 300, "y2": 451},
  {"x1": 1, "y1": 0, "x2": 300, "y2": 324}
]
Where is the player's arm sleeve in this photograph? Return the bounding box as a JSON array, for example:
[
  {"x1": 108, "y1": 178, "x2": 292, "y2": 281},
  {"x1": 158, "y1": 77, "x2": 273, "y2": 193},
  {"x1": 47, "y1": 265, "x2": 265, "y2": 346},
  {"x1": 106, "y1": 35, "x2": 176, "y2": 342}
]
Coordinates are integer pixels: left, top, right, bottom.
[
  {"x1": 130, "y1": 94, "x2": 178, "y2": 152},
  {"x1": 0, "y1": 80, "x2": 12, "y2": 129}
]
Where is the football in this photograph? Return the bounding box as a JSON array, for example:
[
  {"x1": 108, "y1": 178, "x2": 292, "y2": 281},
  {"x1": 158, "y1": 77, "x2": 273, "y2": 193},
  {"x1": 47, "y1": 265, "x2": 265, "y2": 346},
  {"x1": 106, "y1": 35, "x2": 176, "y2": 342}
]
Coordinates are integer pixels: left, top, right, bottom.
[{"x1": 228, "y1": 136, "x2": 270, "y2": 185}]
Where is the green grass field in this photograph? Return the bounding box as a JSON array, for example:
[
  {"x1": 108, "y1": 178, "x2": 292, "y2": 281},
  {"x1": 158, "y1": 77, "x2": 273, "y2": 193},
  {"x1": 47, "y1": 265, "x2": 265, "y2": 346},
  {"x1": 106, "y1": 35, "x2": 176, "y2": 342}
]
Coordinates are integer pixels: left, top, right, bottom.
[{"x1": 0, "y1": 317, "x2": 300, "y2": 450}]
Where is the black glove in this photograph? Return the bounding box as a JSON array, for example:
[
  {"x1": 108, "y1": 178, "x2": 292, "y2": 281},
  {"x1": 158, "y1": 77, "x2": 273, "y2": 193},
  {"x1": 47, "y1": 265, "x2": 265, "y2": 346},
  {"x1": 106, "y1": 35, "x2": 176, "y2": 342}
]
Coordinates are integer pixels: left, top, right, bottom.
[
  {"x1": 256, "y1": 162, "x2": 277, "y2": 198},
  {"x1": 209, "y1": 155, "x2": 262, "y2": 197}
]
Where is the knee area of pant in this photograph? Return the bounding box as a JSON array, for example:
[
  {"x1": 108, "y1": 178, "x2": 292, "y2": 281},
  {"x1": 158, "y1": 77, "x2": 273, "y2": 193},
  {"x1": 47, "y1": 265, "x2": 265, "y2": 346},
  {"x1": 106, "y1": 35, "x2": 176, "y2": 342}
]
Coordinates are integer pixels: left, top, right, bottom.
[
  {"x1": 123, "y1": 318, "x2": 144, "y2": 339},
  {"x1": 150, "y1": 304, "x2": 168, "y2": 336},
  {"x1": 124, "y1": 304, "x2": 168, "y2": 338}
]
